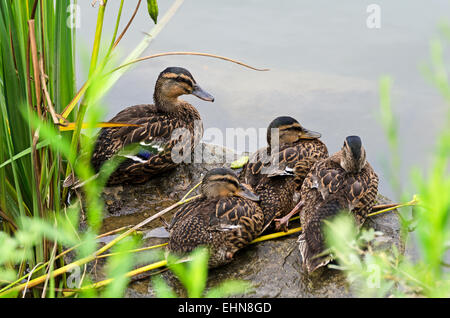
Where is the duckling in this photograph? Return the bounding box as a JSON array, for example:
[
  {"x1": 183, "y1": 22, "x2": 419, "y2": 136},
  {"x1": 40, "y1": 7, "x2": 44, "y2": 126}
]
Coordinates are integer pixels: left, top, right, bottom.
[
  {"x1": 168, "y1": 168, "x2": 263, "y2": 268},
  {"x1": 240, "y1": 116, "x2": 328, "y2": 230},
  {"x1": 277, "y1": 135, "x2": 379, "y2": 273},
  {"x1": 91, "y1": 67, "x2": 214, "y2": 185}
]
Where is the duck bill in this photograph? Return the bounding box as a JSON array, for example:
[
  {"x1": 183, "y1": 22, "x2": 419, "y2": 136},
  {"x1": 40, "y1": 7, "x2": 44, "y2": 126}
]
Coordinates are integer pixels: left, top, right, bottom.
[
  {"x1": 192, "y1": 84, "x2": 215, "y2": 102},
  {"x1": 236, "y1": 184, "x2": 260, "y2": 202},
  {"x1": 300, "y1": 128, "x2": 321, "y2": 139}
]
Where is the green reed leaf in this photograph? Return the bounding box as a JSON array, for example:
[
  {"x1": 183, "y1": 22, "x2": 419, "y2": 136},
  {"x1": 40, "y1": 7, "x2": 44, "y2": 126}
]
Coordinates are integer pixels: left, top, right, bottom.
[{"x1": 147, "y1": 0, "x2": 159, "y2": 24}]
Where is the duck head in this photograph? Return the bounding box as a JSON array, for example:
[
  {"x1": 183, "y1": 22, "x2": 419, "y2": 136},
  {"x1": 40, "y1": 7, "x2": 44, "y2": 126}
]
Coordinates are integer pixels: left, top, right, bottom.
[
  {"x1": 200, "y1": 168, "x2": 260, "y2": 201},
  {"x1": 267, "y1": 116, "x2": 321, "y2": 148},
  {"x1": 154, "y1": 67, "x2": 214, "y2": 112},
  {"x1": 339, "y1": 135, "x2": 367, "y2": 173}
]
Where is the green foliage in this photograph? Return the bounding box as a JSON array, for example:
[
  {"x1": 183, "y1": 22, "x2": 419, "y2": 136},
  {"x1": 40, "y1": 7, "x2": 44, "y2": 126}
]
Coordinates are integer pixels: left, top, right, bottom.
[
  {"x1": 0, "y1": 0, "x2": 78, "y2": 297},
  {"x1": 0, "y1": 0, "x2": 163, "y2": 298},
  {"x1": 324, "y1": 214, "x2": 397, "y2": 297},
  {"x1": 230, "y1": 155, "x2": 249, "y2": 169},
  {"x1": 152, "y1": 247, "x2": 253, "y2": 298},
  {"x1": 101, "y1": 236, "x2": 141, "y2": 298},
  {"x1": 147, "y1": 0, "x2": 159, "y2": 24}
]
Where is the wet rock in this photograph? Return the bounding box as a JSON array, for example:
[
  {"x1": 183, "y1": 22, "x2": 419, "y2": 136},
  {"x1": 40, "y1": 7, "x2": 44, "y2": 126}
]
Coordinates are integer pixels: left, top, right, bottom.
[{"x1": 99, "y1": 143, "x2": 402, "y2": 298}]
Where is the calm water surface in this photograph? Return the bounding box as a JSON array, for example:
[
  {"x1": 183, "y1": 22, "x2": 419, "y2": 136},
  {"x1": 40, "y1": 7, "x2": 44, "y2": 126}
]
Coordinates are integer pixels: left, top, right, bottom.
[{"x1": 76, "y1": 0, "x2": 450, "y2": 199}]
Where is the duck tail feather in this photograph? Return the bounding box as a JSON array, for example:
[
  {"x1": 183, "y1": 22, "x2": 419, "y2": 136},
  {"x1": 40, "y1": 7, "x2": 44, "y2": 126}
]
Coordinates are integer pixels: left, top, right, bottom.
[{"x1": 298, "y1": 199, "x2": 344, "y2": 273}]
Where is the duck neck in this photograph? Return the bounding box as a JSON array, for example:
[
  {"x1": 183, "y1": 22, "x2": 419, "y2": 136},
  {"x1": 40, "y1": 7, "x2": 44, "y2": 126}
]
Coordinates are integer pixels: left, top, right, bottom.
[{"x1": 153, "y1": 83, "x2": 181, "y2": 113}]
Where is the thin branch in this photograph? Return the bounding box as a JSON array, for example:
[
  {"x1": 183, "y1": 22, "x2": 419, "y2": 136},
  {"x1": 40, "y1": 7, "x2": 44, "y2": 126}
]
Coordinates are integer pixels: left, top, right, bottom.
[
  {"x1": 108, "y1": 51, "x2": 270, "y2": 75},
  {"x1": 28, "y1": 20, "x2": 42, "y2": 117},
  {"x1": 107, "y1": 0, "x2": 125, "y2": 53},
  {"x1": 368, "y1": 196, "x2": 418, "y2": 218},
  {"x1": 0, "y1": 209, "x2": 17, "y2": 230},
  {"x1": 41, "y1": 239, "x2": 58, "y2": 298},
  {"x1": 251, "y1": 227, "x2": 302, "y2": 244},
  {"x1": 96, "y1": 243, "x2": 168, "y2": 259},
  {"x1": 63, "y1": 260, "x2": 168, "y2": 297},
  {"x1": 372, "y1": 203, "x2": 400, "y2": 211},
  {"x1": 39, "y1": 56, "x2": 61, "y2": 125},
  {"x1": 113, "y1": 0, "x2": 142, "y2": 49},
  {"x1": 22, "y1": 262, "x2": 43, "y2": 298},
  {"x1": 31, "y1": 127, "x2": 44, "y2": 219},
  {"x1": 30, "y1": 0, "x2": 39, "y2": 19},
  {"x1": 58, "y1": 122, "x2": 142, "y2": 132},
  {"x1": 181, "y1": 181, "x2": 202, "y2": 201}
]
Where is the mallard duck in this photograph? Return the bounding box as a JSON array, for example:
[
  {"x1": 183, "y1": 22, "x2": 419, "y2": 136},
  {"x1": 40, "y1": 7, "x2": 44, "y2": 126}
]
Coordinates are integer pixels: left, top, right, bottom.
[
  {"x1": 240, "y1": 116, "x2": 328, "y2": 230},
  {"x1": 277, "y1": 135, "x2": 379, "y2": 273},
  {"x1": 91, "y1": 67, "x2": 214, "y2": 185},
  {"x1": 168, "y1": 167, "x2": 264, "y2": 268}
]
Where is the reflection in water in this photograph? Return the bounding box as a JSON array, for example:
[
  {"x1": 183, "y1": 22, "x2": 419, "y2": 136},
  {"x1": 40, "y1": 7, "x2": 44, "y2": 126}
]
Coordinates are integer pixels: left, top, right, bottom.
[{"x1": 76, "y1": 0, "x2": 450, "y2": 200}]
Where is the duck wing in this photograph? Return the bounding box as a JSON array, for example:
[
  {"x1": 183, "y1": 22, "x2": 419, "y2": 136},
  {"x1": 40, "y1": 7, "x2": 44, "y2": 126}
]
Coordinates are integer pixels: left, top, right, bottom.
[
  {"x1": 92, "y1": 104, "x2": 198, "y2": 183},
  {"x1": 210, "y1": 197, "x2": 264, "y2": 248},
  {"x1": 344, "y1": 163, "x2": 379, "y2": 225}
]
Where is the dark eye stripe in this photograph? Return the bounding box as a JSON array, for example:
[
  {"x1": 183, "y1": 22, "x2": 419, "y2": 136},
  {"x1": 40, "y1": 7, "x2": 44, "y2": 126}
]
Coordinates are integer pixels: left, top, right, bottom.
[
  {"x1": 286, "y1": 126, "x2": 303, "y2": 132},
  {"x1": 279, "y1": 123, "x2": 303, "y2": 132},
  {"x1": 176, "y1": 76, "x2": 194, "y2": 87},
  {"x1": 219, "y1": 178, "x2": 239, "y2": 188},
  {"x1": 227, "y1": 178, "x2": 240, "y2": 188},
  {"x1": 208, "y1": 176, "x2": 239, "y2": 188}
]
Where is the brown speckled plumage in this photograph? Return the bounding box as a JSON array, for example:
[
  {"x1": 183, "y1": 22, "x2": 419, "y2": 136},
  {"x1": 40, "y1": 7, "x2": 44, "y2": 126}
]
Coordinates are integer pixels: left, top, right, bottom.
[
  {"x1": 296, "y1": 136, "x2": 379, "y2": 272},
  {"x1": 240, "y1": 116, "x2": 328, "y2": 229},
  {"x1": 168, "y1": 168, "x2": 263, "y2": 268},
  {"x1": 91, "y1": 67, "x2": 213, "y2": 185}
]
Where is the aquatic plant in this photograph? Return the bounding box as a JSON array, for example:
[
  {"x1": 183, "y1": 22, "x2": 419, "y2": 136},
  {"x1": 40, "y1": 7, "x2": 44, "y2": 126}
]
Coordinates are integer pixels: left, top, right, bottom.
[{"x1": 0, "y1": 0, "x2": 175, "y2": 298}]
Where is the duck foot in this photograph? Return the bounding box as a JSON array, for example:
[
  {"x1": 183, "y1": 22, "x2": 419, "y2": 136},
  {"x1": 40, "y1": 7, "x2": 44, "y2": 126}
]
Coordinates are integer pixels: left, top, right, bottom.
[{"x1": 274, "y1": 201, "x2": 304, "y2": 232}]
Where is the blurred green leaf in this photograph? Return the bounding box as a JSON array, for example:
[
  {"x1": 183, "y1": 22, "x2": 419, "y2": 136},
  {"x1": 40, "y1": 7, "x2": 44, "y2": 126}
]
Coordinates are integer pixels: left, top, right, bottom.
[
  {"x1": 161, "y1": 247, "x2": 251, "y2": 298},
  {"x1": 102, "y1": 236, "x2": 140, "y2": 298},
  {"x1": 166, "y1": 252, "x2": 189, "y2": 289},
  {"x1": 152, "y1": 275, "x2": 177, "y2": 298},
  {"x1": 186, "y1": 247, "x2": 209, "y2": 298},
  {"x1": 147, "y1": 0, "x2": 159, "y2": 24},
  {"x1": 205, "y1": 280, "x2": 252, "y2": 298},
  {"x1": 231, "y1": 156, "x2": 249, "y2": 169}
]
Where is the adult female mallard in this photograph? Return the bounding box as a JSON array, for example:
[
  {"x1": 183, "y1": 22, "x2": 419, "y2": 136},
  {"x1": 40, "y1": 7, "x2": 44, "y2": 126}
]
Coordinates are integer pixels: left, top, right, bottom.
[
  {"x1": 240, "y1": 116, "x2": 328, "y2": 230},
  {"x1": 91, "y1": 67, "x2": 214, "y2": 185},
  {"x1": 277, "y1": 135, "x2": 379, "y2": 273},
  {"x1": 168, "y1": 168, "x2": 263, "y2": 268}
]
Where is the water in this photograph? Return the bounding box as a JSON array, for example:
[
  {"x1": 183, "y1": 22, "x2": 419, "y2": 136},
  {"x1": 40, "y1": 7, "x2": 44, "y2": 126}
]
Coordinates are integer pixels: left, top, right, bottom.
[{"x1": 76, "y1": 0, "x2": 450, "y2": 199}]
